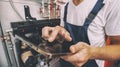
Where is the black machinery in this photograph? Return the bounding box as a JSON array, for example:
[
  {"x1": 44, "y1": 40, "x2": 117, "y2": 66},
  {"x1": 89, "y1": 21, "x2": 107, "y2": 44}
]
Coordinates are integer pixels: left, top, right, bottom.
[{"x1": 6, "y1": 5, "x2": 70, "y2": 67}]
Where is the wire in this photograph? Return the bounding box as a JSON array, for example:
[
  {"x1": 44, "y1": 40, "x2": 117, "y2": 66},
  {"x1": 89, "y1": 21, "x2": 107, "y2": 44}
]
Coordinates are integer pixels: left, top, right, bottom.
[{"x1": 9, "y1": 0, "x2": 25, "y2": 21}]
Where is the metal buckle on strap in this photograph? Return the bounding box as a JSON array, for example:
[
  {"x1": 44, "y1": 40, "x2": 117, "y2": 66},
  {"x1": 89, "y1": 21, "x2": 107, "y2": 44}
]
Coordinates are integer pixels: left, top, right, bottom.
[{"x1": 87, "y1": 13, "x2": 95, "y2": 21}]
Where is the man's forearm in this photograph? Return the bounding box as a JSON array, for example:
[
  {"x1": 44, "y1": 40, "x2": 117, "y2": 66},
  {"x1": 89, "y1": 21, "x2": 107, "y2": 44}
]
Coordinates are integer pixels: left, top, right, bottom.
[{"x1": 91, "y1": 45, "x2": 120, "y2": 61}]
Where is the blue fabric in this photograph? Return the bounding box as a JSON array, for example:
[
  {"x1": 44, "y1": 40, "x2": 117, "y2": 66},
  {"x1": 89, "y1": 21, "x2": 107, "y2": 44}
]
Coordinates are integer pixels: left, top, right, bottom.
[{"x1": 60, "y1": 0, "x2": 104, "y2": 67}]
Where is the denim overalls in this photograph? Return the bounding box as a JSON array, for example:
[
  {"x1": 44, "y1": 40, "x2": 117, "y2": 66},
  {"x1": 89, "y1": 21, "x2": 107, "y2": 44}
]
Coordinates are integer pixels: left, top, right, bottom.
[{"x1": 60, "y1": 0, "x2": 104, "y2": 67}]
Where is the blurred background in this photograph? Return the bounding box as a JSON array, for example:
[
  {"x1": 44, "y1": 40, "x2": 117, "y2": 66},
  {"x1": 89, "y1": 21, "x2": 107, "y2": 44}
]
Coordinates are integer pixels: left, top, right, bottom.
[{"x1": 0, "y1": 0, "x2": 69, "y2": 67}]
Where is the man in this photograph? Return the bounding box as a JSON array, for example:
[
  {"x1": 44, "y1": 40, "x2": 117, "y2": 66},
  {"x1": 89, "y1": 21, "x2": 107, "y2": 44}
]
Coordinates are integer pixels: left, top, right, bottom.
[{"x1": 42, "y1": 0, "x2": 120, "y2": 67}]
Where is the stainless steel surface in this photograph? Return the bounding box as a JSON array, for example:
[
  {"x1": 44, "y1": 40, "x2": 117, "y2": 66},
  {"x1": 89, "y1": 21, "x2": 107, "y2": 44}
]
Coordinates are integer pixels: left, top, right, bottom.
[{"x1": 0, "y1": 22, "x2": 12, "y2": 67}]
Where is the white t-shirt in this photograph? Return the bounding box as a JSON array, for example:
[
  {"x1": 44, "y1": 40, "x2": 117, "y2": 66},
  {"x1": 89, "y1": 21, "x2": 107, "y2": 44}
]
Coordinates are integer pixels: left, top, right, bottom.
[{"x1": 61, "y1": 0, "x2": 120, "y2": 67}]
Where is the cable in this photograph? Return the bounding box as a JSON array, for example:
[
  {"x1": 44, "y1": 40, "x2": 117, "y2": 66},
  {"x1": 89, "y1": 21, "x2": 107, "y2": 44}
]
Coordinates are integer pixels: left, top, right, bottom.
[{"x1": 9, "y1": 0, "x2": 25, "y2": 21}]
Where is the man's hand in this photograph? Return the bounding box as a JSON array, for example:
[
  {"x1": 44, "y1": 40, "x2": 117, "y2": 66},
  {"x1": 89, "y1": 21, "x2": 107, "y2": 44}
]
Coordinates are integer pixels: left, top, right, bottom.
[
  {"x1": 61, "y1": 42, "x2": 94, "y2": 67},
  {"x1": 42, "y1": 26, "x2": 72, "y2": 42}
]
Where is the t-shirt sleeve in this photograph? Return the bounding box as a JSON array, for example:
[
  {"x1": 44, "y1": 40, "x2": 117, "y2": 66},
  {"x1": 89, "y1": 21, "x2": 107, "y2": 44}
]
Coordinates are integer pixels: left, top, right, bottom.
[{"x1": 105, "y1": 0, "x2": 120, "y2": 36}]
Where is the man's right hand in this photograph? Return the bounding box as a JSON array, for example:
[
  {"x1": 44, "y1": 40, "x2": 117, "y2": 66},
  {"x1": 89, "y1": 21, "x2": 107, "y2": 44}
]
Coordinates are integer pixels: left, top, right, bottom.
[{"x1": 42, "y1": 26, "x2": 72, "y2": 42}]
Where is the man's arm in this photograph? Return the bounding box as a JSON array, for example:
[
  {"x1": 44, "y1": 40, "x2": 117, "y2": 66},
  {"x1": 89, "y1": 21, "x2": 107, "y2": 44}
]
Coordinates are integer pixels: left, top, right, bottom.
[
  {"x1": 62, "y1": 36, "x2": 120, "y2": 67},
  {"x1": 91, "y1": 36, "x2": 120, "y2": 60}
]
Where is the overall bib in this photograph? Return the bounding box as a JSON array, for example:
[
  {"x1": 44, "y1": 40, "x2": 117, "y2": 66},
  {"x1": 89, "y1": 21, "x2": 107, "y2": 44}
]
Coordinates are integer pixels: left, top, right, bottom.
[{"x1": 60, "y1": 0, "x2": 104, "y2": 67}]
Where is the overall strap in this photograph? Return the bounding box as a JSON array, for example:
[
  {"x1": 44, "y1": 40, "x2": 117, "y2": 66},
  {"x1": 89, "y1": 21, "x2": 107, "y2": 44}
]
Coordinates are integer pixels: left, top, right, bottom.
[
  {"x1": 63, "y1": 0, "x2": 104, "y2": 26},
  {"x1": 63, "y1": 3, "x2": 69, "y2": 23},
  {"x1": 84, "y1": 0, "x2": 104, "y2": 26}
]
